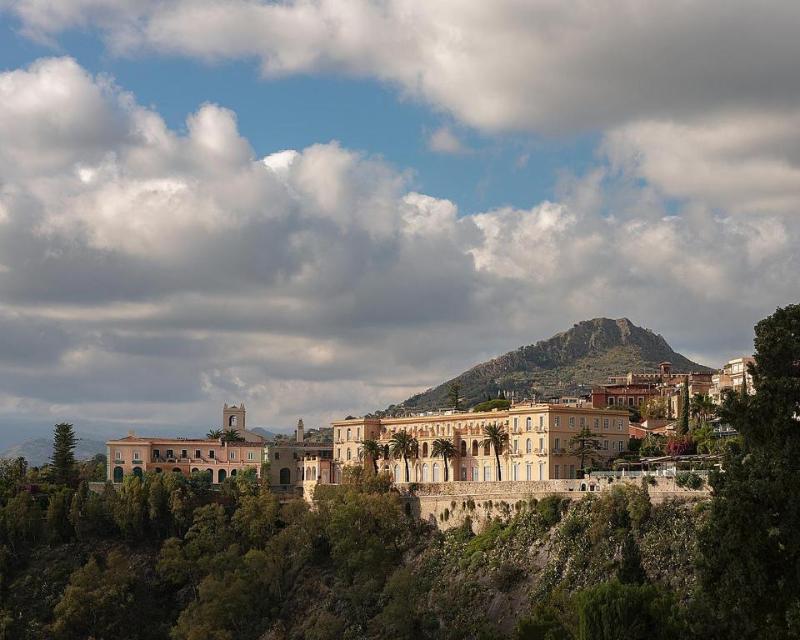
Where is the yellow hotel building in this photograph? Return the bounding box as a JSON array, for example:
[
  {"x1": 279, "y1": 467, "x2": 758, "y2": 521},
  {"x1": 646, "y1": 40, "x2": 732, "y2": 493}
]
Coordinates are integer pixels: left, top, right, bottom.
[{"x1": 332, "y1": 403, "x2": 630, "y2": 483}]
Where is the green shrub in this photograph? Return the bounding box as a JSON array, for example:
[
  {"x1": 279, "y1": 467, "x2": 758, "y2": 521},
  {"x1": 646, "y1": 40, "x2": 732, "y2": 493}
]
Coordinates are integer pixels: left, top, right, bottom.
[
  {"x1": 675, "y1": 472, "x2": 704, "y2": 490},
  {"x1": 536, "y1": 495, "x2": 564, "y2": 528}
]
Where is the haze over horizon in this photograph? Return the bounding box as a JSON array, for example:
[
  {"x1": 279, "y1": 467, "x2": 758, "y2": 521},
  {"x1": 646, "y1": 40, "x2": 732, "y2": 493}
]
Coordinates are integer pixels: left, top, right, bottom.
[{"x1": 0, "y1": 1, "x2": 797, "y2": 446}]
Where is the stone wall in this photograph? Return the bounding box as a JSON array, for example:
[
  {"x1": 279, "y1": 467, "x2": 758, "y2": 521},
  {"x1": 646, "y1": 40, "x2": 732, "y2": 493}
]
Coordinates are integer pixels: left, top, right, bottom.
[{"x1": 398, "y1": 477, "x2": 709, "y2": 531}]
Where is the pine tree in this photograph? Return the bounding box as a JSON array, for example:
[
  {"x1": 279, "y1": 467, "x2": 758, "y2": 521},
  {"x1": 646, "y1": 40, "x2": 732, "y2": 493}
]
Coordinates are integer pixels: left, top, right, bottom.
[
  {"x1": 51, "y1": 422, "x2": 78, "y2": 487},
  {"x1": 677, "y1": 381, "x2": 690, "y2": 435}
]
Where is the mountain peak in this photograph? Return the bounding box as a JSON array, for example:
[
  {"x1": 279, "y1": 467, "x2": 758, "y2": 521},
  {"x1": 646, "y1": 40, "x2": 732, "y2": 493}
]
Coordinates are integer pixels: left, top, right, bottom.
[{"x1": 389, "y1": 318, "x2": 710, "y2": 413}]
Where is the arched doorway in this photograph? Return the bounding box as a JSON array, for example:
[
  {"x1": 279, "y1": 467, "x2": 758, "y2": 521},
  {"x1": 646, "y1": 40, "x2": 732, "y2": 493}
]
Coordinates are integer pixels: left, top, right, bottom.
[
  {"x1": 279, "y1": 467, "x2": 291, "y2": 485},
  {"x1": 191, "y1": 468, "x2": 198, "y2": 474},
  {"x1": 155, "y1": 467, "x2": 163, "y2": 473},
  {"x1": 460, "y1": 441, "x2": 467, "y2": 457},
  {"x1": 133, "y1": 467, "x2": 143, "y2": 478},
  {"x1": 205, "y1": 468, "x2": 213, "y2": 481},
  {"x1": 218, "y1": 469, "x2": 227, "y2": 483},
  {"x1": 113, "y1": 466, "x2": 123, "y2": 483},
  {"x1": 230, "y1": 469, "x2": 237, "y2": 477}
]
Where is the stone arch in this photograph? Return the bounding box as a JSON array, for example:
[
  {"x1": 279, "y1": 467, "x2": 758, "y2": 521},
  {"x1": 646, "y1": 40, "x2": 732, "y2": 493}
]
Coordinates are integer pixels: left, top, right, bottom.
[
  {"x1": 422, "y1": 442, "x2": 429, "y2": 457},
  {"x1": 230, "y1": 469, "x2": 237, "y2": 477},
  {"x1": 133, "y1": 467, "x2": 143, "y2": 478},
  {"x1": 113, "y1": 466, "x2": 123, "y2": 482},
  {"x1": 279, "y1": 467, "x2": 291, "y2": 485},
  {"x1": 460, "y1": 440, "x2": 467, "y2": 457},
  {"x1": 205, "y1": 468, "x2": 213, "y2": 480},
  {"x1": 155, "y1": 467, "x2": 163, "y2": 474},
  {"x1": 191, "y1": 467, "x2": 198, "y2": 474},
  {"x1": 471, "y1": 440, "x2": 479, "y2": 456},
  {"x1": 218, "y1": 469, "x2": 227, "y2": 483},
  {"x1": 172, "y1": 467, "x2": 181, "y2": 473}
]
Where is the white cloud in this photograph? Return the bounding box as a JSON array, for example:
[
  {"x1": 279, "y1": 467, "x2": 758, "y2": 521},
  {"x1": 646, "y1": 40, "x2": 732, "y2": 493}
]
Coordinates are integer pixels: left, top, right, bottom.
[
  {"x1": 0, "y1": 56, "x2": 796, "y2": 443},
  {"x1": 7, "y1": 1, "x2": 800, "y2": 134},
  {"x1": 427, "y1": 126, "x2": 468, "y2": 154}
]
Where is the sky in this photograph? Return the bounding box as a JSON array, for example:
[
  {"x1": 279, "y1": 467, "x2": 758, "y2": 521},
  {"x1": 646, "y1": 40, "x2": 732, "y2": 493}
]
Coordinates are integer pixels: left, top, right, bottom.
[{"x1": 0, "y1": 1, "x2": 798, "y2": 447}]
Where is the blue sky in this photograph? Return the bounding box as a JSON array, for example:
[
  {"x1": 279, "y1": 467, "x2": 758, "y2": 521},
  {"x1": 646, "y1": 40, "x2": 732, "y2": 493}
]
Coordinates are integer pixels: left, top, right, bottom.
[
  {"x1": 0, "y1": 17, "x2": 598, "y2": 216},
  {"x1": 0, "y1": 2, "x2": 797, "y2": 447}
]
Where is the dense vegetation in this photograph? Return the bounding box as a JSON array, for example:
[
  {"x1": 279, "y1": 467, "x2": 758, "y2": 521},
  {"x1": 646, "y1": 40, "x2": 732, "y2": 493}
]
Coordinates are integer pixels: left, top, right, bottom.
[{"x1": 0, "y1": 304, "x2": 797, "y2": 639}]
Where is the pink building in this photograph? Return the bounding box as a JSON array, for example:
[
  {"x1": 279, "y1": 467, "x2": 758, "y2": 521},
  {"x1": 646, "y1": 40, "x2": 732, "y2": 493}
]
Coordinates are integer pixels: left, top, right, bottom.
[{"x1": 107, "y1": 431, "x2": 263, "y2": 484}]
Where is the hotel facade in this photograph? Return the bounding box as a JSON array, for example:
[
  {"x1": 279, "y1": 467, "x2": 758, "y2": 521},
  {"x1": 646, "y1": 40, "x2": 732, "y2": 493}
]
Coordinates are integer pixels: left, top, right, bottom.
[{"x1": 332, "y1": 403, "x2": 630, "y2": 483}]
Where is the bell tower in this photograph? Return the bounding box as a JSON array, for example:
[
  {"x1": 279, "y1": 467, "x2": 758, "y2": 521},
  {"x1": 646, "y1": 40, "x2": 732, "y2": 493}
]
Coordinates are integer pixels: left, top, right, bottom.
[
  {"x1": 296, "y1": 418, "x2": 305, "y2": 443},
  {"x1": 223, "y1": 403, "x2": 246, "y2": 433}
]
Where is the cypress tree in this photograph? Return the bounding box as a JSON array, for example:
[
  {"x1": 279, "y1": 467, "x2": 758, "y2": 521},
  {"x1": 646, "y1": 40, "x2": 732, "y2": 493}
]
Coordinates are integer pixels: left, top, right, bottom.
[
  {"x1": 677, "y1": 381, "x2": 690, "y2": 435},
  {"x1": 51, "y1": 422, "x2": 77, "y2": 487}
]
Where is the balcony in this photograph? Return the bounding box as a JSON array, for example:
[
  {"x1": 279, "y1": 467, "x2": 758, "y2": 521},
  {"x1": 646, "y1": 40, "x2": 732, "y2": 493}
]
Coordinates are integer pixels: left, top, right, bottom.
[
  {"x1": 132, "y1": 459, "x2": 143, "y2": 465},
  {"x1": 551, "y1": 448, "x2": 568, "y2": 456},
  {"x1": 534, "y1": 448, "x2": 548, "y2": 455}
]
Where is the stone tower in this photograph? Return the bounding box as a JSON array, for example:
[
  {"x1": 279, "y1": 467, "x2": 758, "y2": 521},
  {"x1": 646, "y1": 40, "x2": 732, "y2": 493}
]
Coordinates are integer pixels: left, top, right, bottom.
[
  {"x1": 296, "y1": 418, "x2": 305, "y2": 443},
  {"x1": 223, "y1": 403, "x2": 246, "y2": 433}
]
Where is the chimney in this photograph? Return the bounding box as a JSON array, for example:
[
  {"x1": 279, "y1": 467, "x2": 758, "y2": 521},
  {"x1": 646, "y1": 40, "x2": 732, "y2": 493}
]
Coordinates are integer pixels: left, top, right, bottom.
[{"x1": 296, "y1": 418, "x2": 305, "y2": 443}]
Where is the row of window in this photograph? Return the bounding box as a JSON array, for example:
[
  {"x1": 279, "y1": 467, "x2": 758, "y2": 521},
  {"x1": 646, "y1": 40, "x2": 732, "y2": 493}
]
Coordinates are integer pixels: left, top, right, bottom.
[
  {"x1": 607, "y1": 396, "x2": 646, "y2": 406},
  {"x1": 114, "y1": 449, "x2": 257, "y2": 462}
]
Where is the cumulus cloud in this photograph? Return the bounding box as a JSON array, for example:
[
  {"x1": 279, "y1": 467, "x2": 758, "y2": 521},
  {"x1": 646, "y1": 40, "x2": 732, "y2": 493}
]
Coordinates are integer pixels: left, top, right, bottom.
[
  {"x1": 0, "y1": 56, "x2": 796, "y2": 446},
  {"x1": 6, "y1": 1, "x2": 800, "y2": 134},
  {"x1": 427, "y1": 126, "x2": 469, "y2": 155}
]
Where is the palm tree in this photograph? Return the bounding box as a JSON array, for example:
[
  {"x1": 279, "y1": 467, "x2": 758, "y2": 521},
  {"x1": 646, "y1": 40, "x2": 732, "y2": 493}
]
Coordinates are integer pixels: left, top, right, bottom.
[
  {"x1": 431, "y1": 438, "x2": 457, "y2": 482},
  {"x1": 360, "y1": 439, "x2": 382, "y2": 475},
  {"x1": 690, "y1": 393, "x2": 715, "y2": 427},
  {"x1": 481, "y1": 422, "x2": 508, "y2": 481},
  {"x1": 207, "y1": 429, "x2": 223, "y2": 439},
  {"x1": 389, "y1": 430, "x2": 418, "y2": 483},
  {"x1": 222, "y1": 429, "x2": 245, "y2": 443}
]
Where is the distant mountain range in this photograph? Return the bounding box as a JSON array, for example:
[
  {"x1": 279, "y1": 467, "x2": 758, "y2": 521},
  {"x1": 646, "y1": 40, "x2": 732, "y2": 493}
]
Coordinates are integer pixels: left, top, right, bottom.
[
  {"x1": 385, "y1": 317, "x2": 712, "y2": 414},
  {"x1": 0, "y1": 435, "x2": 107, "y2": 467}
]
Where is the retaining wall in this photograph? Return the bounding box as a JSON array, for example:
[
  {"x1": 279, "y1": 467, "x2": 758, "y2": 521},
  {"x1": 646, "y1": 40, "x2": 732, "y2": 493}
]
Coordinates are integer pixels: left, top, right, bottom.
[{"x1": 397, "y1": 477, "x2": 709, "y2": 531}]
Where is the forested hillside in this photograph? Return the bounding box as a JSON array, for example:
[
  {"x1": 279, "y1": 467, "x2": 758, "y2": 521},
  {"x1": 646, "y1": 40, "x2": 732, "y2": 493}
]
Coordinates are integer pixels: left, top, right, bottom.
[{"x1": 390, "y1": 317, "x2": 711, "y2": 413}]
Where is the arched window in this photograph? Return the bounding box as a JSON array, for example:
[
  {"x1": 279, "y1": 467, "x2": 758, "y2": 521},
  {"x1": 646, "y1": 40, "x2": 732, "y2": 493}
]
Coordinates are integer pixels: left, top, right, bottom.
[
  {"x1": 472, "y1": 465, "x2": 479, "y2": 481},
  {"x1": 461, "y1": 465, "x2": 467, "y2": 480},
  {"x1": 312, "y1": 467, "x2": 317, "y2": 480},
  {"x1": 394, "y1": 465, "x2": 402, "y2": 483},
  {"x1": 346, "y1": 428, "x2": 351, "y2": 441},
  {"x1": 526, "y1": 463, "x2": 532, "y2": 481},
  {"x1": 526, "y1": 417, "x2": 532, "y2": 431},
  {"x1": 484, "y1": 465, "x2": 492, "y2": 481},
  {"x1": 526, "y1": 438, "x2": 532, "y2": 453},
  {"x1": 433, "y1": 463, "x2": 440, "y2": 482},
  {"x1": 422, "y1": 442, "x2": 429, "y2": 457},
  {"x1": 230, "y1": 469, "x2": 237, "y2": 477},
  {"x1": 471, "y1": 440, "x2": 479, "y2": 456},
  {"x1": 279, "y1": 467, "x2": 291, "y2": 484},
  {"x1": 133, "y1": 467, "x2": 143, "y2": 478},
  {"x1": 422, "y1": 463, "x2": 429, "y2": 482},
  {"x1": 191, "y1": 467, "x2": 198, "y2": 474},
  {"x1": 229, "y1": 415, "x2": 237, "y2": 427},
  {"x1": 113, "y1": 466, "x2": 124, "y2": 482},
  {"x1": 460, "y1": 440, "x2": 467, "y2": 457},
  {"x1": 483, "y1": 442, "x2": 491, "y2": 456},
  {"x1": 172, "y1": 467, "x2": 181, "y2": 474},
  {"x1": 218, "y1": 469, "x2": 227, "y2": 483},
  {"x1": 512, "y1": 463, "x2": 518, "y2": 481}
]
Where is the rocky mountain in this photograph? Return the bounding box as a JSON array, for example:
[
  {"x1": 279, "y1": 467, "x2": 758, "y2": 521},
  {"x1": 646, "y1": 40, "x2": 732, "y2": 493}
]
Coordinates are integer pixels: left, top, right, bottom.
[
  {"x1": 0, "y1": 435, "x2": 107, "y2": 467},
  {"x1": 390, "y1": 317, "x2": 712, "y2": 413}
]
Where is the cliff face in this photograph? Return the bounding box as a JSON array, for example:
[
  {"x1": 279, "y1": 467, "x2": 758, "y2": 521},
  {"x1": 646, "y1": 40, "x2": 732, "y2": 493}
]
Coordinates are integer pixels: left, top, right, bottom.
[{"x1": 393, "y1": 317, "x2": 711, "y2": 412}]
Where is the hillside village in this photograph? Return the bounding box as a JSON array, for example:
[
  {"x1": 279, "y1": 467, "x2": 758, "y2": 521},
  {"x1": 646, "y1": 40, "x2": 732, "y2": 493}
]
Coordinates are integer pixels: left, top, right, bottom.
[{"x1": 103, "y1": 317, "x2": 753, "y2": 511}]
